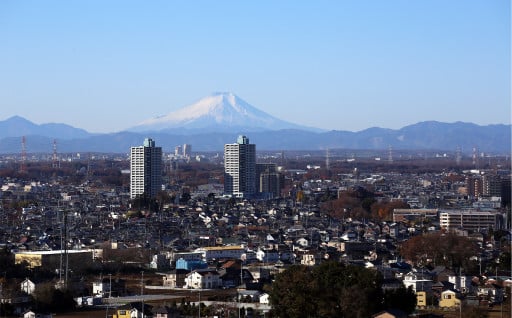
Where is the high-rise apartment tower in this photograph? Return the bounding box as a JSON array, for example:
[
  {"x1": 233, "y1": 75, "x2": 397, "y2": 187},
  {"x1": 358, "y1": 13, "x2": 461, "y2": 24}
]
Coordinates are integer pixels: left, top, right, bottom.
[
  {"x1": 130, "y1": 138, "x2": 163, "y2": 199},
  {"x1": 224, "y1": 135, "x2": 256, "y2": 198},
  {"x1": 256, "y1": 163, "x2": 281, "y2": 199}
]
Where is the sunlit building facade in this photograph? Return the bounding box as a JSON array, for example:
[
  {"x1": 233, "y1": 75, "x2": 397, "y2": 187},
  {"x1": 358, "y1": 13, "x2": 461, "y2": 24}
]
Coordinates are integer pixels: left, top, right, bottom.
[{"x1": 130, "y1": 138, "x2": 162, "y2": 199}]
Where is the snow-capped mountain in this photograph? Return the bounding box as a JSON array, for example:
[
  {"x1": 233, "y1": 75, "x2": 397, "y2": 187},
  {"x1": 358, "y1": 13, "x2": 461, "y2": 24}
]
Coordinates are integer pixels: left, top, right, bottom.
[{"x1": 129, "y1": 92, "x2": 316, "y2": 133}]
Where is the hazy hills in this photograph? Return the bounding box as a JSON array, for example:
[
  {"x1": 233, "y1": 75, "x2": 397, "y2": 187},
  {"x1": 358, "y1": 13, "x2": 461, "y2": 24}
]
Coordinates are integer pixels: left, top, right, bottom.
[
  {"x1": 0, "y1": 93, "x2": 509, "y2": 153},
  {"x1": 0, "y1": 117, "x2": 509, "y2": 154}
]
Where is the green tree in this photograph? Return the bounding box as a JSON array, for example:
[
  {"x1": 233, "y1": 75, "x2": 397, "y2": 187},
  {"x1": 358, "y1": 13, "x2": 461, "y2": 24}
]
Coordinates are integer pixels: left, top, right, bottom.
[
  {"x1": 33, "y1": 283, "x2": 76, "y2": 312},
  {"x1": 399, "y1": 231, "x2": 478, "y2": 269},
  {"x1": 383, "y1": 286, "x2": 417, "y2": 314},
  {"x1": 269, "y1": 265, "x2": 317, "y2": 318},
  {"x1": 270, "y1": 262, "x2": 384, "y2": 318}
]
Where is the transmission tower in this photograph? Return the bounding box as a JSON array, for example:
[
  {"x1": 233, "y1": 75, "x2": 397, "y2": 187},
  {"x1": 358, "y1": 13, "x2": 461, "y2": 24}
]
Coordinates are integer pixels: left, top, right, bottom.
[
  {"x1": 52, "y1": 139, "x2": 60, "y2": 168},
  {"x1": 387, "y1": 146, "x2": 393, "y2": 164},
  {"x1": 472, "y1": 147, "x2": 479, "y2": 169},
  {"x1": 455, "y1": 146, "x2": 462, "y2": 166},
  {"x1": 325, "y1": 148, "x2": 330, "y2": 170},
  {"x1": 86, "y1": 153, "x2": 92, "y2": 178},
  {"x1": 20, "y1": 136, "x2": 27, "y2": 173}
]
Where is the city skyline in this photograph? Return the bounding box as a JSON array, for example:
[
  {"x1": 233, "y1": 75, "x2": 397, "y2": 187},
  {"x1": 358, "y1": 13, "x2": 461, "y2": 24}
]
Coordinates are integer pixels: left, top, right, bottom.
[{"x1": 0, "y1": 1, "x2": 509, "y2": 133}]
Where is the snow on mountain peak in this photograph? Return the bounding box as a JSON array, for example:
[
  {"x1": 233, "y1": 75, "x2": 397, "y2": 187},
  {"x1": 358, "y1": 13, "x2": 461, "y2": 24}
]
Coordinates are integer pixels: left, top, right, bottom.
[{"x1": 131, "y1": 92, "x2": 304, "y2": 132}]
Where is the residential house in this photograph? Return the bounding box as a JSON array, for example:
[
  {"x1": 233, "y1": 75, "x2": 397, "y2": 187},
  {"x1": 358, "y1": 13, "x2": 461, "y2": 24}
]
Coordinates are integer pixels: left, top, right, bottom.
[
  {"x1": 113, "y1": 302, "x2": 153, "y2": 318},
  {"x1": 295, "y1": 238, "x2": 308, "y2": 248},
  {"x1": 371, "y1": 309, "x2": 407, "y2": 318},
  {"x1": 438, "y1": 290, "x2": 460, "y2": 308},
  {"x1": 152, "y1": 306, "x2": 181, "y2": 318},
  {"x1": 300, "y1": 254, "x2": 316, "y2": 266},
  {"x1": 431, "y1": 281, "x2": 455, "y2": 296},
  {"x1": 416, "y1": 291, "x2": 427, "y2": 308},
  {"x1": 150, "y1": 254, "x2": 170, "y2": 270},
  {"x1": 75, "y1": 296, "x2": 102, "y2": 307},
  {"x1": 20, "y1": 278, "x2": 36, "y2": 295},
  {"x1": 162, "y1": 269, "x2": 189, "y2": 288},
  {"x1": 259, "y1": 293, "x2": 270, "y2": 304},
  {"x1": 218, "y1": 260, "x2": 243, "y2": 288},
  {"x1": 93, "y1": 277, "x2": 126, "y2": 297},
  {"x1": 402, "y1": 271, "x2": 433, "y2": 293},
  {"x1": 184, "y1": 269, "x2": 221, "y2": 289},
  {"x1": 23, "y1": 311, "x2": 52, "y2": 318},
  {"x1": 477, "y1": 285, "x2": 504, "y2": 303},
  {"x1": 447, "y1": 275, "x2": 472, "y2": 293},
  {"x1": 256, "y1": 248, "x2": 279, "y2": 263},
  {"x1": 340, "y1": 229, "x2": 357, "y2": 241},
  {"x1": 238, "y1": 290, "x2": 262, "y2": 302}
]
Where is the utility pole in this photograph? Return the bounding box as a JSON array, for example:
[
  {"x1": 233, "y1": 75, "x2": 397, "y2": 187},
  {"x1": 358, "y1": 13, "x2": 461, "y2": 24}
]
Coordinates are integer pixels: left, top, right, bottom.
[
  {"x1": 64, "y1": 210, "x2": 69, "y2": 288},
  {"x1": 140, "y1": 271, "x2": 144, "y2": 318},
  {"x1": 198, "y1": 289, "x2": 201, "y2": 318},
  {"x1": 239, "y1": 262, "x2": 242, "y2": 318},
  {"x1": 105, "y1": 273, "x2": 111, "y2": 318}
]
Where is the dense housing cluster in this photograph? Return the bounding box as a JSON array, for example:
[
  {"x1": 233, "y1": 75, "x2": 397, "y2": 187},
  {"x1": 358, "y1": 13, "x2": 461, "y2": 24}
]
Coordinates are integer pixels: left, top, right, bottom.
[{"x1": 0, "y1": 137, "x2": 510, "y2": 317}]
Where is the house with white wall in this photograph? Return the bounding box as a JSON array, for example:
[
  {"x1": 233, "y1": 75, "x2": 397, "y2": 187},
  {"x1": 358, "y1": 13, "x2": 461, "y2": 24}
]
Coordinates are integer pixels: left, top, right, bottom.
[{"x1": 184, "y1": 269, "x2": 221, "y2": 289}]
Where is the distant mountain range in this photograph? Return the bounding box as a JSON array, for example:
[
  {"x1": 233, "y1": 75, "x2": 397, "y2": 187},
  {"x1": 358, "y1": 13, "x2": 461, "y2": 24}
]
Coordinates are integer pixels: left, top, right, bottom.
[{"x1": 0, "y1": 93, "x2": 510, "y2": 154}]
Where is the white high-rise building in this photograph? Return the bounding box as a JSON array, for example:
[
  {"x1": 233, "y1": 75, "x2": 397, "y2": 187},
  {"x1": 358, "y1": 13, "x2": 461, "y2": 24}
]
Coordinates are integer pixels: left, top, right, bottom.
[
  {"x1": 224, "y1": 135, "x2": 256, "y2": 198},
  {"x1": 183, "y1": 144, "x2": 192, "y2": 158},
  {"x1": 130, "y1": 138, "x2": 163, "y2": 199}
]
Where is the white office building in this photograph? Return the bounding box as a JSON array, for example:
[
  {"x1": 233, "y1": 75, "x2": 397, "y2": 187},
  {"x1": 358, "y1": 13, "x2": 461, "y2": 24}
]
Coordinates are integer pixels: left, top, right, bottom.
[{"x1": 130, "y1": 138, "x2": 162, "y2": 199}]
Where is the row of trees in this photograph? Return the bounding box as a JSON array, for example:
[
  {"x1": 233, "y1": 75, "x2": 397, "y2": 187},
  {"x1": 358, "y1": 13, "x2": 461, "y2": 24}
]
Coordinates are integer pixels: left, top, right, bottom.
[
  {"x1": 399, "y1": 231, "x2": 479, "y2": 268},
  {"x1": 269, "y1": 261, "x2": 416, "y2": 318},
  {"x1": 320, "y1": 187, "x2": 410, "y2": 221}
]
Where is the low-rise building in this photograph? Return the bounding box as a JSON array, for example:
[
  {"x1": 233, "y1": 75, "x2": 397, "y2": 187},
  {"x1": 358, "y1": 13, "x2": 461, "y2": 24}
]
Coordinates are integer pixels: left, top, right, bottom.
[
  {"x1": 194, "y1": 246, "x2": 245, "y2": 261},
  {"x1": 162, "y1": 269, "x2": 189, "y2": 288},
  {"x1": 14, "y1": 250, "x2": 94, "y2": 270},
  {"x1": 184, "y1": 269, "x2": 221, "y2": 289},
  {"x1": 439, "y1": 210, "x2": 503, "y2": 232},
  {"x1": 438, "y1": 290, "x2": 460, "y2": 308}
]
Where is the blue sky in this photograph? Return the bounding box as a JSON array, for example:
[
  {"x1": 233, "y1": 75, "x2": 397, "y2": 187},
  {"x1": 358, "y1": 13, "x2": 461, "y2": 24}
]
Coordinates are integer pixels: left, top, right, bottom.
[{"x1": 0, "y1": 1, "x2": 510, "y2": 133}]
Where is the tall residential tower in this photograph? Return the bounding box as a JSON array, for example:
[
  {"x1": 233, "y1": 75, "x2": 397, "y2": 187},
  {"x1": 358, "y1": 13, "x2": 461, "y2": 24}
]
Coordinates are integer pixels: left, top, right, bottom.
[
  {"x1": 130, "y1": 138, "x2": 163, "y2": 199},
  {"x1": 224, "y1": 135, "x2": 256, "y2": 198}
]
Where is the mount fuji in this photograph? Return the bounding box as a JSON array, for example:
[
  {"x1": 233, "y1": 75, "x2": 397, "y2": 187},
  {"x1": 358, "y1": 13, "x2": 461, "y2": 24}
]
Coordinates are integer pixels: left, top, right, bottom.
[{"x1": 129, "y1": 92, "x2": 319, "y2": 133}]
